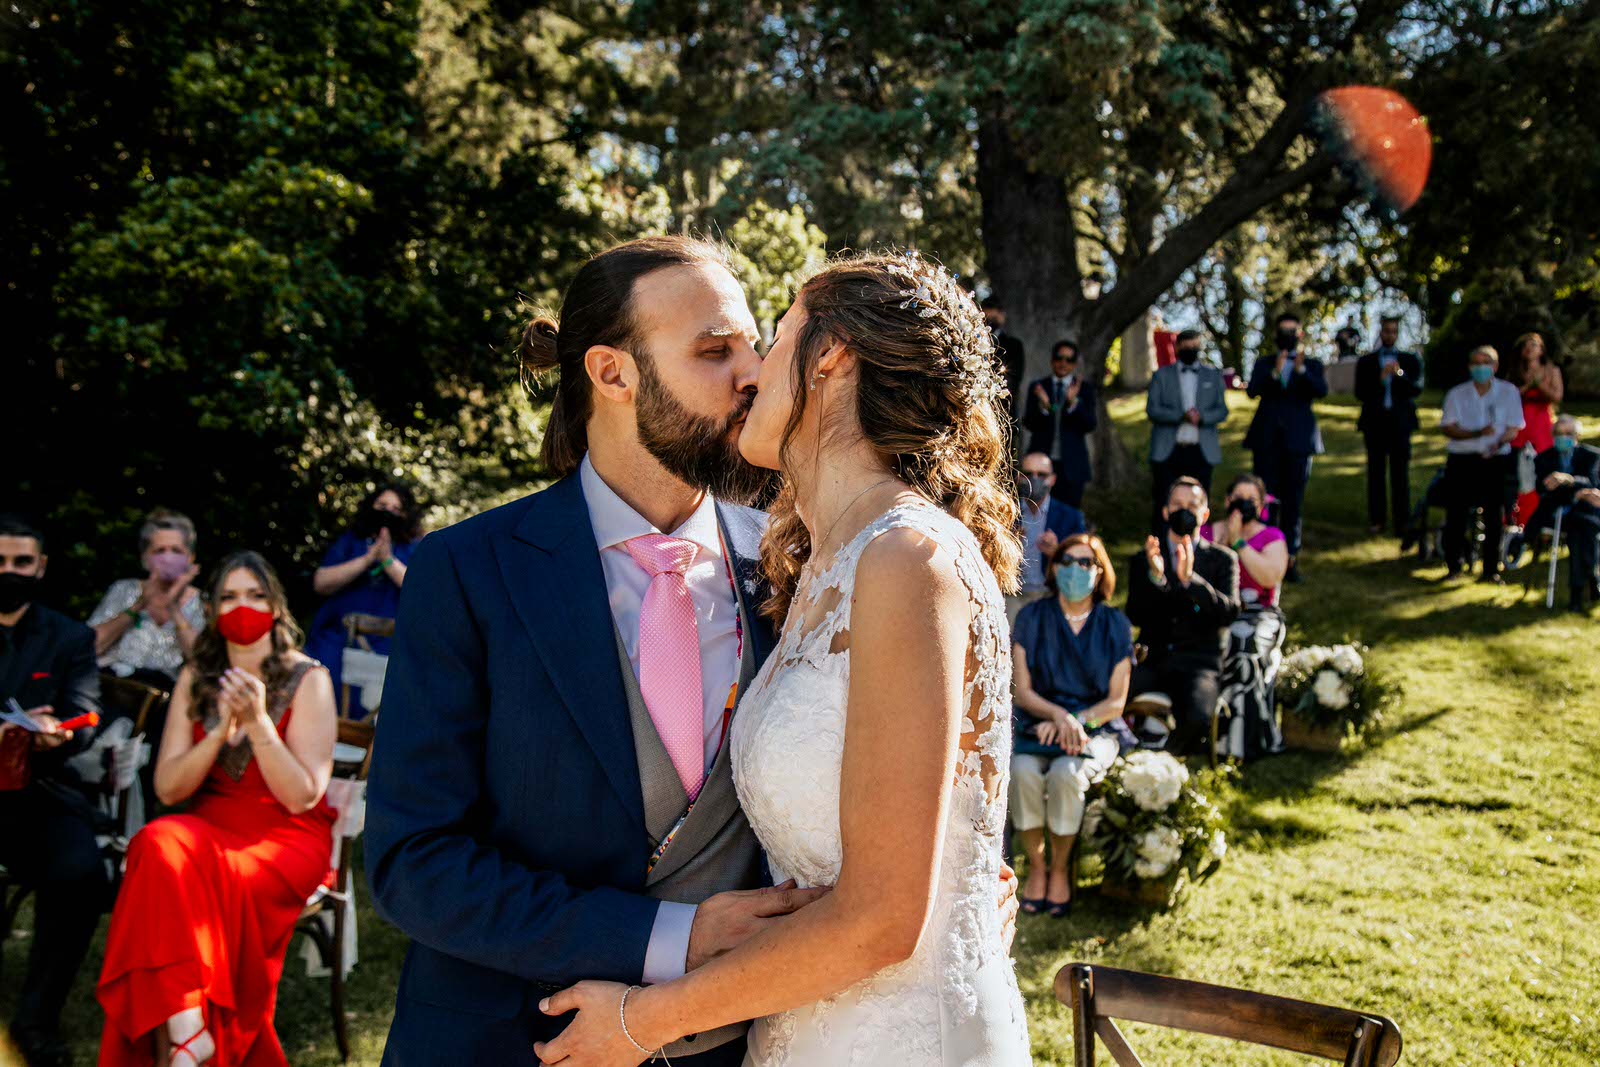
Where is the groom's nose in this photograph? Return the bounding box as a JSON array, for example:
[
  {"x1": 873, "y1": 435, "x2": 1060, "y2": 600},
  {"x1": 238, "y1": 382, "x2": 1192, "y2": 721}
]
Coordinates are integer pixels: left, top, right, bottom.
[{"x1": 729, "y1": 336, "x2": 763, "y2": 393}]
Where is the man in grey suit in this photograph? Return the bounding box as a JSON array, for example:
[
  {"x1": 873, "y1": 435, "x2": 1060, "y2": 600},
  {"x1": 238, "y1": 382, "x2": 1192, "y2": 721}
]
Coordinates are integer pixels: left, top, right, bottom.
[{"x1": 1147, "y1": 330, "x2": 1229, "y2": 532}]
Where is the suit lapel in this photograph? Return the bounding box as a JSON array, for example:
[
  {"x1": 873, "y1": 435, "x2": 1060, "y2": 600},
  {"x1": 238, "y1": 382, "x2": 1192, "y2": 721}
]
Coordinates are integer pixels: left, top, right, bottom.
[{"x1": 497, "y1": 473, "x2": 644, "y2": 831}]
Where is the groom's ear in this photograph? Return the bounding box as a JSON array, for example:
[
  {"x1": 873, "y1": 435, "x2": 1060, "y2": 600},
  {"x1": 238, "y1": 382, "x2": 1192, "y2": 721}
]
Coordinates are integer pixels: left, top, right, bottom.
[{"x1": 585, "y1": 344, "x2": 637, "y2": 404}]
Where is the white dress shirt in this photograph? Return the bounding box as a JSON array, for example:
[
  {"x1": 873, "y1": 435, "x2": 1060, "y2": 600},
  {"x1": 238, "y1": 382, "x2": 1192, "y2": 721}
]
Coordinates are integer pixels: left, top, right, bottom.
[
  {"x1": 579, "y1": 454, "x2": 743, "y2": 984},
  {"x1": 1176, "y1": 365, "x2": 1201, "y2": 445},
  {"x1": 1441, "y1": 379, "x2": 1524, "y2": 456}
]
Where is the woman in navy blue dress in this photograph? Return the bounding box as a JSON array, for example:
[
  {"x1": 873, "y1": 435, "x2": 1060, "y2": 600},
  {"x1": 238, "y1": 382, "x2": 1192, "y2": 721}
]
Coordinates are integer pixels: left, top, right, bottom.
[
  {"x1": 304, "y1": 484, "x2": 423, "y2": 716},
  {"x1": 1010, "y1": 532, "x2": 1136, "y2": 916}
]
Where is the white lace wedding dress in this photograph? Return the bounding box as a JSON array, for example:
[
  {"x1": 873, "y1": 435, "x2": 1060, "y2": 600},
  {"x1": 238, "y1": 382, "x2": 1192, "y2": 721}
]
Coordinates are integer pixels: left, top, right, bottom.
[{"x1": 730, "y1": 502, "x2": 1031, "y2": 1066}]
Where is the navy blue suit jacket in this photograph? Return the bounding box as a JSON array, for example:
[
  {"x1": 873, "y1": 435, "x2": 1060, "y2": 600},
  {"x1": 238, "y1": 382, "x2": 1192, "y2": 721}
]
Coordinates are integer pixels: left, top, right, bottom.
[
  {"x1": 365, "y1": 472, "x2": 775, "y2": 1064},
  {"x1": 1244, "y1": 354, "x2": 1327, "y2": 456},
  {"x1": 1022, "y1": 375, "x2": 1098, "y2": 485}
]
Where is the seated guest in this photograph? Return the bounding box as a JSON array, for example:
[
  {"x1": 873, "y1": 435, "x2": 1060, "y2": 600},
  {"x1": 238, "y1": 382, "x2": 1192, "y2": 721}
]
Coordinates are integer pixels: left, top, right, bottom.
[
  {"x1": 0, "y1": 515, "x2": 107, "y2": 1067},
  {"x1": 305, "y1": 483, "x2": 423, "y2": 715},
  {"x1": 87, "y1": 508, "x2": 203, "y2": 687},
  {"x1": 1532, "y1": 415, "x2": 1600, "y2": 612},
  {"x1": 1202, "y1": 474, "x2": 1288, "y2": 757},
  {"x1": 1023, "y1": 340, "x2": 1097, "y2": 507},
  {"x1": 1011, "y1": 533, "x2": 1136, "y2": 917},
  {"x1": 1008, "y1": 452, "x2": 1088, "y2": 627},
  {"x1": 97, "y1": 552, "x2": 337, "y2": 1067},
  {"x1": 1126, "y1": 478, "x2": 1241, "y2": 755}
]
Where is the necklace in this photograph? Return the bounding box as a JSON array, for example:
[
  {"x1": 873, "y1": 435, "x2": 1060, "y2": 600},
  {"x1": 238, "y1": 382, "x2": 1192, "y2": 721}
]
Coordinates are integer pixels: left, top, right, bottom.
[
  {"x1": 1061, "y1": 602, "x2": 1093, "y2": 624},
  {"x1": 814, "y1": 477, "x2": 902, "y2": 560}
]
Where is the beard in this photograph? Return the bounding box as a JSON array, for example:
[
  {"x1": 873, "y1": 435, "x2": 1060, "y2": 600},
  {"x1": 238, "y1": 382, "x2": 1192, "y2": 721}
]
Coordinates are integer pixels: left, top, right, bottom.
[{"x1": 635, "y1": 357, "x2": 775, "y2": 506}]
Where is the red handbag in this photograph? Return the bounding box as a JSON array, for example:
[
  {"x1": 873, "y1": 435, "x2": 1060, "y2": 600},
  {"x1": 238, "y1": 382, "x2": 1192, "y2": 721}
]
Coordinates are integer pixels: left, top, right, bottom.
[{"x1": 0, "y1": 726, "x2": 31, "y2": 792}]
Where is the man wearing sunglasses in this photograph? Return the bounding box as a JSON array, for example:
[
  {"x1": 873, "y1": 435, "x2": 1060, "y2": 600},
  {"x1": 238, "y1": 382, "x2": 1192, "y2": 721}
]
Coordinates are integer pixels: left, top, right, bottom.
[{"x1": 1023, "y1": 340, "x2": 1098, "y2": 508}]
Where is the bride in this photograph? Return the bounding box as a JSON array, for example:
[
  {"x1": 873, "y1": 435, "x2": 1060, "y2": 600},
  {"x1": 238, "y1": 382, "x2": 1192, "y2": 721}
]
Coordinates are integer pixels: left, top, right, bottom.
[{"x1": 535, "y1": 251, "x2": 1032, "y2": 1066}]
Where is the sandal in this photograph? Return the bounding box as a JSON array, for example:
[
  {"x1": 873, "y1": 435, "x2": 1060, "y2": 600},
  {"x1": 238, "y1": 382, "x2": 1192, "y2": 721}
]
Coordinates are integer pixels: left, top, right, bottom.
[
  {"x1": 170, "y1": 1030, "x2": 212, "y2": 1067},
  {"x1": 1019, "y1": 896, "x2": 1045, "y2": 915}
]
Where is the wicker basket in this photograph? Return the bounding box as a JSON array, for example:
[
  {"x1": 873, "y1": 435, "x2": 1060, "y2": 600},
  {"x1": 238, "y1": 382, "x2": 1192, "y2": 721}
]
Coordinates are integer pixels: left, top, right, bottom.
[{"x1": 1280, "y1": 714, "x2": 1346, "y2": 753}]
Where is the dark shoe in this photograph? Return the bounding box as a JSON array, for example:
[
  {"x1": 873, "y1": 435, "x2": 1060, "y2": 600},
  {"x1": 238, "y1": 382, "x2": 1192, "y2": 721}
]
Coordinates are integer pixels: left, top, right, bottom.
[
  {"x1": 1284, "y1": 563, "x2": 1304, "y2": 584},
  {"x1": 1443, "y1": 561, "x2": 1464, "y2": 581},
  {"x1": 1046, "y1": 898, "x2": 1074, "y2": 919},
  {"x1": 1020, "y1": 896, "x2": 1045, "y2": 915},
  {"x1": 1478, "y1": 570, "x2": 1505, "y2": 586}
]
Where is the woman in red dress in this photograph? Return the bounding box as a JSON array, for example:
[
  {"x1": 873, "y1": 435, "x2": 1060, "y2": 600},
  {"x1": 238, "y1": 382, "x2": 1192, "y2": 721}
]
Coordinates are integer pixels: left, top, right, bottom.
[
  {"x1": 98, "y1": 551, "x2": 337, "y2": 1067},
  {"x1": 1510, "y1": 332, "x2": 1565, "y2": 528}
]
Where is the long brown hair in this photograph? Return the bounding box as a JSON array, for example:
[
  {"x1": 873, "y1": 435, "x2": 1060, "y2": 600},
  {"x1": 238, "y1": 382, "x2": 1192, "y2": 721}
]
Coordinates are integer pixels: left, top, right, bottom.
[
  {"x1": 187, "y1": 551, "x2": 304, "y2": 720},
  {"x1": 759, "y1": 251, "x2": 1022, "y2": 622},
  {"x1": 519, "y1": 235, "x2": 733, "y2": 476}
]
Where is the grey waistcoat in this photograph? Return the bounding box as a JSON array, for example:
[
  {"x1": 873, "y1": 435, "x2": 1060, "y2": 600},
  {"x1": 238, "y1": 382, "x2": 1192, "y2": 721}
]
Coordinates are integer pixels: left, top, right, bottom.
[{"x1": 613, "y1": 578, "x2": 765, "y2": 1055}]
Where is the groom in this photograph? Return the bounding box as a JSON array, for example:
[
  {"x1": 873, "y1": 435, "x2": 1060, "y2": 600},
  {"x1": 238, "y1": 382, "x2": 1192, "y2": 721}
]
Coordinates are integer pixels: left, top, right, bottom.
[{"x1": 365, "y1": 236, "x2": 812, "y2": 1065}]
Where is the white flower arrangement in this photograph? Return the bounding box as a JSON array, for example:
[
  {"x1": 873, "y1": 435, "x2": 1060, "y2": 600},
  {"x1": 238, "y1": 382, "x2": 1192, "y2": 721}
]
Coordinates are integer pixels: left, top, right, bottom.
[
  {"x1": 1278, "y1": 641, "x2": 1395, "y2": 733},
  {"x1": 1083, "y1": 753, "x2": 1230, "y2": 898}
]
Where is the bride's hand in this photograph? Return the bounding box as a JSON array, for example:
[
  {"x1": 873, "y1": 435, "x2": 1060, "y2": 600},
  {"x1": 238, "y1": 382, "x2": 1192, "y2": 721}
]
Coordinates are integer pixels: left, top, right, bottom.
[{"x1": 535, "y1": 982, "x2": 652, "y2": 1066}]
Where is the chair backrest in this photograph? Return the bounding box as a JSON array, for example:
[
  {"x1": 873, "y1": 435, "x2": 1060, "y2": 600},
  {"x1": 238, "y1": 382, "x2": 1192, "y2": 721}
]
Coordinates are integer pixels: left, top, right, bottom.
[
  {"x1": 1057, "y1": 963, "x2": 1402, "y2": 1067},
  {"x1": 338, "y1": 614, "x2": 394, "y2": 720},
  {"x1": 98, "y1": 674, "x2": 172, "y2": 735},
  {"x1": 341, "y1": 613, "x2": 395, "y2": 650}
]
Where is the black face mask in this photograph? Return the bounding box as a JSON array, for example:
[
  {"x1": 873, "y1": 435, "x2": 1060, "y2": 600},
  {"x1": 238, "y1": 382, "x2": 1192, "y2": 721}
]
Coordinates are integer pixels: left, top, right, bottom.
[
  {"x1": 1276, "y1": 328, "x2": 1299, "y2": 351},
  {"x1": 1229, "y1": 499, "x2": 1259, "y2": 524},
  {"x1": 0, "y1": 573, "x2": 41, "y2": 614},
  {"x1": 1167, "y1": 509, "x2": 1199, "y2": 538},
  {"x1": 1176, "y1": 347, "x2": 1200, "y2": 365},
  {"x1": 355, "y1": 508, "x2": 409, "y2": 540}
]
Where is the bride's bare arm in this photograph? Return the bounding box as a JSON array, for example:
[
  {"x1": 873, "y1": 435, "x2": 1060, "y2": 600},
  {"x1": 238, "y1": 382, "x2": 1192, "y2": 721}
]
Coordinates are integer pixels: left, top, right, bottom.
[{"x1": 535, "y1": 530, "x2": 968, "y2": 1064}]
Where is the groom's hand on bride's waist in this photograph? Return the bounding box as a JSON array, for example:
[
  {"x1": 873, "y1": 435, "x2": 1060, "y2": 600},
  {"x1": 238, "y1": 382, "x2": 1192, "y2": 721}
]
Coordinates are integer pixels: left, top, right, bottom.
[{"x1": 685, "y1": 879, "x2": 830, "y2": 971}]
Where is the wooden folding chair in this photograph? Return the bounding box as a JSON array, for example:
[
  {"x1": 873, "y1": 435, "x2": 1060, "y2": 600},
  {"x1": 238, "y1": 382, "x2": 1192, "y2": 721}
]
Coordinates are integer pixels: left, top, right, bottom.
[
  {"x1": 293, "y1": 721, "x2": 376, "y2": 1062},
  {"x1": 338, "y1": 613, "x2": 395, "y2": 720},
  {"x1": 1058, "y1": 963, "x2": 1402, "y2": 1067},
  {"x1": 99, "y1": 674, "x2": 170, "y2": 737}
]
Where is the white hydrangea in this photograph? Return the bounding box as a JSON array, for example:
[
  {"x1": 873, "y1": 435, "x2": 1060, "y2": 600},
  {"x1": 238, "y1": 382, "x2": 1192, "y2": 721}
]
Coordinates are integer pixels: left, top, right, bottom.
[
  {"x1": 1330, "y1": 644, "x2": 1363, "y2": 676},
  {"x1": 1121, "y1": 750, "x2": 1189, "y2": 812},
  {"x1": 1081, "y1": 798, "x2": 1106, "y2": 838},
  {"x1": 1209, "y1": 829, "x2": 1228, "y2": 860},
  {"x1": 1313, "y1": 668, "x2": 1351, "y2": 710},
  {"x1": 1133, "y1": 825, "x2": 1183, "y2": 879}
]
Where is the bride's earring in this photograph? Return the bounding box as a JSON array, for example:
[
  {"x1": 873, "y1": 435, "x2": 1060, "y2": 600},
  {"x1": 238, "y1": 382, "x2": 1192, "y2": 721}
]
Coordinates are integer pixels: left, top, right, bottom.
[{"x1": 810, "y1": 371, "x2": 827, "y2": 392}]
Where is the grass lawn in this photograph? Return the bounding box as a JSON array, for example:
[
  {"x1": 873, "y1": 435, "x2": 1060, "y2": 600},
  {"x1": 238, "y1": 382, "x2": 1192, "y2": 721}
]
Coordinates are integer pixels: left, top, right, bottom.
[{"x1": 5, "y1": 390, "x2": 1598, "y2": 1066}]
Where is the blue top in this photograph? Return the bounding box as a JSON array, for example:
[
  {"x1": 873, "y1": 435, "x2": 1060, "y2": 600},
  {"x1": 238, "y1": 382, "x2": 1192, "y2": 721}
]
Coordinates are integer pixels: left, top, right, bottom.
[
  {"x1": 305, "y1": 531, "x2": 418, "y2": 708},
  {"x1": 1012, "y1": 599, "x2": 1137, "y2": 753}
]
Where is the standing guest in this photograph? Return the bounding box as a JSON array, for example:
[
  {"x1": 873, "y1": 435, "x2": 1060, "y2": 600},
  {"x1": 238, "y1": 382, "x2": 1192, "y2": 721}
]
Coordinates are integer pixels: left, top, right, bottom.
[
  {"x1": 1531, "y1": 415, "x2": 1600, "y2": 612},
  {"x1": 1125, "y1": 479, "x2": 1241, "y2": 756},
  {"x1": 97, "y1": 552, "x2": 337, "y2": 1067},
  {"x1": 1440, "y1": 345, "x2": 1525, "y2": 583},
  {"x1": 1334, "y1": 321, "x2": 1362, "y2": 361},
  {"x1": 1146, "y1": 330, "x2": 1228, "y2": 532},
  {"x1": 1354, "y1": 316, "x2": 1424, "y2": 536},
  {"x1": 983, "y1": 296, "x2": 1027, "y2": 421},
  {"x1": 1245, "y1": 311, "x2": 1327, "y2": 582},
  {"x1": 1509, "y1": 332, "x2": 1564, "y2": 530},
  {"x1": 1009, "y1": 453, "x2": 1088, "y2": 627},
  {"x1": 1010, "y1": 534, "x2": 1136, "y2": 917},
  {"x1": 1023, "y1": 340, "x2": 1098, "y2": 507},
  {"x1": 0, "y1": 515, "x2": 107, "y2": 1067},
  {"x1": 87, "y1": 508, "x2": 204, "y2": 685},
  {"x1": 304, "y1": 483, "x2": 422, "y2": 715}
]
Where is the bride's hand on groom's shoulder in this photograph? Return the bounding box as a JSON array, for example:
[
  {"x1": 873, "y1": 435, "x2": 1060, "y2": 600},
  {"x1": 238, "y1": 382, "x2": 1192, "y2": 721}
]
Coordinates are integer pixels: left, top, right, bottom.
[
  {"x1": 685, "y1": 879, "x2": 830, "y2": 971},
  {"x1": 534, "y1": 981, "x2": 643, "y2": 1067}
]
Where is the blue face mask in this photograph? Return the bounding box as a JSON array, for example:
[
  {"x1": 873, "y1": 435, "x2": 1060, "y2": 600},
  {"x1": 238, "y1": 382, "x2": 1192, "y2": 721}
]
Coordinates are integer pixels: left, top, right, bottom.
[
  {"x1": 1056, "y1": 562, "x2": 1098, "y2": 602},
  {"x1": 1554, "y1": 435, "x2": 1576, "y2": 454},
  {"x1": 1469, "y1": 365, "x2": 1496, "y2": 385}
]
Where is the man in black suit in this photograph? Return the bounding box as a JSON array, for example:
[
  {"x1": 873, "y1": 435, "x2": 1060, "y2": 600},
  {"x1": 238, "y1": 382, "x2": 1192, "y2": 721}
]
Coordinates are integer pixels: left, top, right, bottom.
[
  {"x1": 0, "y1": 515, "x2": 107, "y2": 1067},
  {"x1": 1531, "y1": 415, "x2": 1600, "y2": 612},
  {"x1": 1354, "y1": 315, "x2": 1424, "y2": 536},
  {"x1": 1245, "y1": 311, "x2": 1327, "y2": 582},
  {"x1": 1022, "y1": 339, "x2": 1097, "y2": 507},
  {"x1": 1125, "y1": 479, "x2": 1242, "y2": 755},
  {"x1": 983, "y1": 296, "x2": 1026, "y2": 424}
]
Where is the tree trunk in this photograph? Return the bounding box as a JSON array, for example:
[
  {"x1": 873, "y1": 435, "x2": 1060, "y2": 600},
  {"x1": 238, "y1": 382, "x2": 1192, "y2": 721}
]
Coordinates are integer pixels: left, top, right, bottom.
[{"x1": 1120, "y1": 309, "x2": 1157, "y2": 389}]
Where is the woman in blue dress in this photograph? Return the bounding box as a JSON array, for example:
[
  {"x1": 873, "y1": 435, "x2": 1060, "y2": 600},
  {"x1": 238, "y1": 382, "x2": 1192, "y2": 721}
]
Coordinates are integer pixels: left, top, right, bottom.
[
  {"x1": 304, "y1": 484, "x2": 424, "y2": 717},
  {"x1": 1010, "y1": 532, "x2": 1137, "y2": 917}
]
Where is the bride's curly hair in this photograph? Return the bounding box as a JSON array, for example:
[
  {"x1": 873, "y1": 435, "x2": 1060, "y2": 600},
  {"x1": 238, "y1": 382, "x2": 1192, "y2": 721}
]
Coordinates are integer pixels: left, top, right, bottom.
[{"x1": 759, "y1": 251, "x2": 1022, "y2": 623}]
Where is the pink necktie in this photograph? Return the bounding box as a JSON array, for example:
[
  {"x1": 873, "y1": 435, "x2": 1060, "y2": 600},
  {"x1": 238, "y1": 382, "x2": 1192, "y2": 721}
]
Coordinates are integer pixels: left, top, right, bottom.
[{"x1": 623, "y1": 534, "x2": 706, "y2": 801}]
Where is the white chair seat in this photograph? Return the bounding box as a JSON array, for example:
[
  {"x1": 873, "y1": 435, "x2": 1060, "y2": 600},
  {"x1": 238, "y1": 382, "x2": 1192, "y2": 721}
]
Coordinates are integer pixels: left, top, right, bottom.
[{"x1": 332, "y1": 741, "x2": 367, "y2": 765}]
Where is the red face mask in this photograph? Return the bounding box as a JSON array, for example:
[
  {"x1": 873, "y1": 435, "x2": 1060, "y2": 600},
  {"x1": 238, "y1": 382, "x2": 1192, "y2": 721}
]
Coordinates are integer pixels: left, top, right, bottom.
[{"x1": 216, "y1": 605, "x2": 276, "y2": 646}]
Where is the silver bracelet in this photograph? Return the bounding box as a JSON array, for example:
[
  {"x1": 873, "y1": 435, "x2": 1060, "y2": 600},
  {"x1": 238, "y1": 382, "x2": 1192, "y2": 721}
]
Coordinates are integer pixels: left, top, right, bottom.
[{"x1": 619, "y1": 985, "x2": 665, "y2": 1062}]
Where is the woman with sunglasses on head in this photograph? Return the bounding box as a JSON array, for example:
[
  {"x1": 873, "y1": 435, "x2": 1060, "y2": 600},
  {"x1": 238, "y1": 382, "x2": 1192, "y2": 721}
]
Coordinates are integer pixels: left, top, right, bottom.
[
  {"x1": 97, "y1": 552, "x2": 337, "y2": 1067},
  {"x1": 1009, "y1": 533, "x2": 1137, "y2": 917}
]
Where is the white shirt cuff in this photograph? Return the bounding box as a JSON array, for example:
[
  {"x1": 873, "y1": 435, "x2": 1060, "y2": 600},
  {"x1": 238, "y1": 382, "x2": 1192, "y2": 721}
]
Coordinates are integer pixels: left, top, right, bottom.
[{"x1": 642, "y1": 901, "x2": 698, "y2": 985}]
